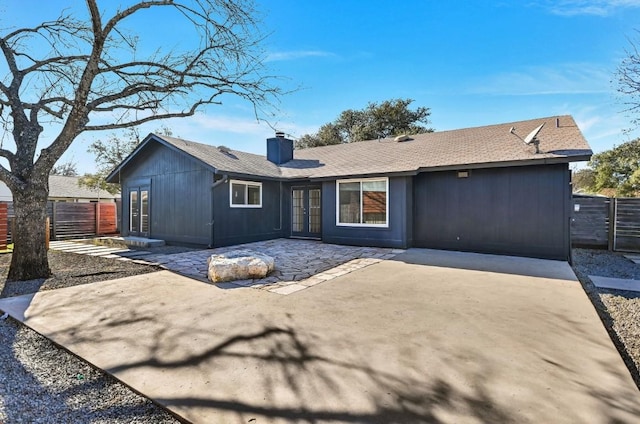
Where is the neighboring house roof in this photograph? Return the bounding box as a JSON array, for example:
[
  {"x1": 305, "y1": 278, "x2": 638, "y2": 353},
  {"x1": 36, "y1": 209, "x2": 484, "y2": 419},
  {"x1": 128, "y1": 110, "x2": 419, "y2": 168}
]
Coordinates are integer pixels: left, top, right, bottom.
[
  {"x1": 49, "y1": 175, "x2": 119, "y2": 200},
  {"x1": 107, "y1": 115, "x2": 592, "y2": 183}
]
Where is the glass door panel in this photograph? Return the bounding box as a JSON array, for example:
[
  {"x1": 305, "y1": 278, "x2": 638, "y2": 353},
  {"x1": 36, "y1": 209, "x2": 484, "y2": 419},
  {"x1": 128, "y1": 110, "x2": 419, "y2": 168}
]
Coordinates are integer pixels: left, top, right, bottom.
[
  {"x1": 129, "y1": 186, "x2": 150, "y2": 237},
  {"x1": 141, "y1": 190, "x2": 149, "y2": 235},
  {"x1": 130, "y1": 190, "x2": 139, "y2": 233},
  {"x1": 292, "y1": 189, "x2": 304, "y2": 233},
  {"x1": 309, "y1": 189, "x2": 321, "y2": 234},
  {"x1": 291, "y1": 187, "x2": 321, "y2": 238}
]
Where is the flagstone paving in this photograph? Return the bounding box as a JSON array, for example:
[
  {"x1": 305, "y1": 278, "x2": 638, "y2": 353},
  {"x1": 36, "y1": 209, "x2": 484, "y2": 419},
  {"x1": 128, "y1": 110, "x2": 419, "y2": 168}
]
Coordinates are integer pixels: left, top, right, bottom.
[{"x1": 49, "y1": 239, "x2": 404, "y2": 295}]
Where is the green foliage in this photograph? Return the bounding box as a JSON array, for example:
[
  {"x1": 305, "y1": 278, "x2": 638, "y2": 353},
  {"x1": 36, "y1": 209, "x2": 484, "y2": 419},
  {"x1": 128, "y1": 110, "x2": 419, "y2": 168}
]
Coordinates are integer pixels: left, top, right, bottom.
[
  {"x1": 78, "y1": 173, "x2": 121, "y2": 195},
  {"x1": 50, "y1": 160, "x2": 78, "y2": 176},
  {"x1": 589, "y1": 138, "x2": 640, "y2": 197},
  {"x1": 296, "y1": 98, "x2": 433, "y2": 149},
  {"x1": 571, "y1": 168, "x2": 596, "y2": 193}
]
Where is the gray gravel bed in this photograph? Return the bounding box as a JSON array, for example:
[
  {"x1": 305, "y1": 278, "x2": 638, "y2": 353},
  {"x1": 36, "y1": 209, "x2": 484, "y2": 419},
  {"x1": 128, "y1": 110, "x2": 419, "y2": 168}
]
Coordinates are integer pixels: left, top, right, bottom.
[
  {"x1": 571, "y1": 248, "x2": 640, "y2": 389},
  {"x1": 0, "y1": 250, "x2": 160, "y2": 298},
  {"x1": 0, "y1": 251, "x2": 181, "y2": 423}
]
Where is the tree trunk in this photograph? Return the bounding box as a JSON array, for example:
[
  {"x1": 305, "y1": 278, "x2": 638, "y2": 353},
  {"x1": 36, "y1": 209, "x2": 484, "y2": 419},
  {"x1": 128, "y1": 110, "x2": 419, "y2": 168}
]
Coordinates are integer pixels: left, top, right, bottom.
[{"x1": 7, "y1": 187, "x2": 51, "y2": 281}]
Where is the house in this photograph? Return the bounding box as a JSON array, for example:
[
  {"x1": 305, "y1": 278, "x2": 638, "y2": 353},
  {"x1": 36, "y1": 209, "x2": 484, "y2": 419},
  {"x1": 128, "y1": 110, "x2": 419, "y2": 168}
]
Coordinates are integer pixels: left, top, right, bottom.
[
  {"x1": 0, "y1": 175, "x2": 119, "y2": 203},
  {"x1": 106, "y1": 115, "x2": 591, "y2": 260}
]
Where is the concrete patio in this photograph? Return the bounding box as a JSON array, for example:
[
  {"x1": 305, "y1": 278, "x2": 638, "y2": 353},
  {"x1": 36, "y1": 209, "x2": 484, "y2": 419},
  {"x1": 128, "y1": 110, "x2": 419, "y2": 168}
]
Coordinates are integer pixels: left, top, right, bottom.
[{"x1": 1, "y1": 248, "x2": 639, "y2": 423}]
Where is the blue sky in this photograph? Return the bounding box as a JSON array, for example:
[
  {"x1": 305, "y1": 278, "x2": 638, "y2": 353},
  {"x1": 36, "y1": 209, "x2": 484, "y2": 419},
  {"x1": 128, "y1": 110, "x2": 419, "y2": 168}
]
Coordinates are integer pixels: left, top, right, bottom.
[{"x1": 3, "y1": 1, "x2": 640, "y2": 173}]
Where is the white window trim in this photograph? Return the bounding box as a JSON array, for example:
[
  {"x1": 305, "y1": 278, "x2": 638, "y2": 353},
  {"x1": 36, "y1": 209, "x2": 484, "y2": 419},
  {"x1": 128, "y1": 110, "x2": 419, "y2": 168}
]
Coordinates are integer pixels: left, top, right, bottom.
[
  {"x1": 229, "y1": 179, "x2": 263, "y2": 208},
  {"x1": 336, "y1": 177, "x2": 389, "y2": 228}
]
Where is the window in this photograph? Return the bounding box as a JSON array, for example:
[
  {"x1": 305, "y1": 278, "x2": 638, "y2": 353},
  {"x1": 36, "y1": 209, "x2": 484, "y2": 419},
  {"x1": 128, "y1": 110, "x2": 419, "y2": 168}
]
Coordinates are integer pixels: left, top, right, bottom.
[
  {"x1": 230, "y1": 180, "x2": 262, "y2": 208},
  {"x1": 337, "y1": 178, "x2": 388, "y2": 227}
]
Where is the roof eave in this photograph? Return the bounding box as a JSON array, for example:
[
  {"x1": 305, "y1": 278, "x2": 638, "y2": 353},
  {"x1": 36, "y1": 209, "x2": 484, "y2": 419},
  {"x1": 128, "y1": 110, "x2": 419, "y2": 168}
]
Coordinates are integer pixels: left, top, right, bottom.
[{"x1": 416, "y1": 154, "x2": 593, "y2": 174}]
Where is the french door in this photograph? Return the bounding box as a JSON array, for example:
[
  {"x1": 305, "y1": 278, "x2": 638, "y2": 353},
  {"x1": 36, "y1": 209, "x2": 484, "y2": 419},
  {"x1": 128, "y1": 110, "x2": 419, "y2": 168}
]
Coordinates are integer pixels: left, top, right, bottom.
[
  {"x1": 291, "y1": 186, "x2": 321, "y2": 238},
  {"x1": 129, "y1": 186, "x2": 150, "y2": 237}
]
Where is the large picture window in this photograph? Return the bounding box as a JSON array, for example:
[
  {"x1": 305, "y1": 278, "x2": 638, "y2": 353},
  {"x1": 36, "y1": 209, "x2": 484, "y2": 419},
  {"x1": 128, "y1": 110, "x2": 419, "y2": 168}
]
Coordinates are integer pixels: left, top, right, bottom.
[
  {"x1": 337, "y1": 178, "x2": 388, "y2": 227},
  {"x1": 230, "y1": 180, "x2": 262, "y2": 208}
]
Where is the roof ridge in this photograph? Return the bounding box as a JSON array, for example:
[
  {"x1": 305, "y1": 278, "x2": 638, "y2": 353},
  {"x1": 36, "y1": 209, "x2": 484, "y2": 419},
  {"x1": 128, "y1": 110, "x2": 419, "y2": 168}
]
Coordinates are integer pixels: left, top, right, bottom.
[
  {"x1": 156, "y1": 134, "x2": 268, "y2": 160},
  {"x1": 294, "y1": 115, "x2": 574, "y2": 152}
]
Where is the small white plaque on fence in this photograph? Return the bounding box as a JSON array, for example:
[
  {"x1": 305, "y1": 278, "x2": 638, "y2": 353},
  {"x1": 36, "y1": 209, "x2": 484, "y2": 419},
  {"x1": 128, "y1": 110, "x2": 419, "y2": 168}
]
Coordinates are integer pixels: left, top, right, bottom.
[{"x1": 574, "y1": 204, "x2": 580, "y2": 212}]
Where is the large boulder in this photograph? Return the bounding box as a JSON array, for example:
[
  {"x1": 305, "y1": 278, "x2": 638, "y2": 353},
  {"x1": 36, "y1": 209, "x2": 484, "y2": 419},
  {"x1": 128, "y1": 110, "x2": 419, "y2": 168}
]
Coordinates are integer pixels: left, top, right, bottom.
[{"x1": 207, "y1": 250, "x2": 275, "y2": 283}]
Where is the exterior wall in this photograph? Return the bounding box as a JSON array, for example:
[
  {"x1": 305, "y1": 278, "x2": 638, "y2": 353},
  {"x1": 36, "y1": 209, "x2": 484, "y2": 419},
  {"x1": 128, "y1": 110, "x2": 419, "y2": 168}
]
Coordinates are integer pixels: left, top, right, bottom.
[
  {"x1": 212, "y1": 179, "x2": 288, "y2": 246},
  {"x1": 413, "y1": 164, "x2": 571, "y2": 260},
  {"x1": 321, "y1": 176, "x2": 413, "y2": 249},
  {"x1": 120, "y1": 142, "x2": 213, "y2": 245}
]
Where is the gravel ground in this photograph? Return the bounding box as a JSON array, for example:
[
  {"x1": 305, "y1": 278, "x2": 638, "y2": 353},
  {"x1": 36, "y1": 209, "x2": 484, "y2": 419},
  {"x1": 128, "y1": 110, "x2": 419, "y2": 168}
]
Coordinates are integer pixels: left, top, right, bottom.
[
  {"x1": 571, "y1": 248, "x2": 640, "y2": 389},
  {"x1": 0, "y1": 251, "x2": 181, "y2": 423}
]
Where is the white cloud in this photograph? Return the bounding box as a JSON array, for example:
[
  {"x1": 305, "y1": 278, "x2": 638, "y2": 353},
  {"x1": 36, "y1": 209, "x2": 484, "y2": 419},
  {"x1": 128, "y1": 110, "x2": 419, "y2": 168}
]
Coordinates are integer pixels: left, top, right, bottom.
[
  {"x1": 265, "y1": 50, "x2": 335, "y2": 62},
  {"x1": 467, "y1": 63, "x2": 612, "y2": 96},
  {"x1": 535, "y1": 0, "x2": 640, "y2": 16}
]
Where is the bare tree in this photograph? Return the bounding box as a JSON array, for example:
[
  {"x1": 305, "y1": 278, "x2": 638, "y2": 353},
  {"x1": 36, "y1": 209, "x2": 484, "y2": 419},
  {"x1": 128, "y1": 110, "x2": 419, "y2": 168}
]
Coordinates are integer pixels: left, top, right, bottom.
[
  {"x1": 0, "y1": 0, "x2": 280, "y2": 280},
  {"x1": 617, "y1": 31, "x2": 640, "y2": 126}
]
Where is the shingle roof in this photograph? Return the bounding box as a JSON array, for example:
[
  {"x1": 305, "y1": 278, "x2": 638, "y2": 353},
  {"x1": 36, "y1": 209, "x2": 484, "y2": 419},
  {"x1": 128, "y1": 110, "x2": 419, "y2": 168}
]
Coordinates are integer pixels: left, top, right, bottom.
[
  {"x1": 282, "y1": 115, "x2": 591, "y2": 179},
  {"x1": 111, "y1": 115, "x2": 591, "y2": 182},
  {"x1": 158, "y1": 135, "x2": 282, "y2": 179},
  {"x1": 49, "y1": 175, "x2": 119, "y2": 200}
]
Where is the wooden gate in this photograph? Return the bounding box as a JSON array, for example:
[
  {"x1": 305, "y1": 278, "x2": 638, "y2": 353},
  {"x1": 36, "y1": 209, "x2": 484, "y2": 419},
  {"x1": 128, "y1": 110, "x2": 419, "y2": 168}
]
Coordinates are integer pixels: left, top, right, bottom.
[
  {"x1": 613, "y1": 198, "x2": 640, "y2": 252},
  {"x1": 572, "y1": 195, "x2": 640, "y2": 253},
  {"x1": 571, "y1": 196, "x2": 611, "y2": 248}
]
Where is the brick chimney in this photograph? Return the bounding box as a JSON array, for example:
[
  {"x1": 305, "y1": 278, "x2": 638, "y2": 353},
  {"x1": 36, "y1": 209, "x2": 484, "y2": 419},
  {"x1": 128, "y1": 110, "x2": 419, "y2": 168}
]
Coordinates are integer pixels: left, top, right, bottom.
[{"x1": 266, "y1": 131, "x2": 293, "y2": 165}]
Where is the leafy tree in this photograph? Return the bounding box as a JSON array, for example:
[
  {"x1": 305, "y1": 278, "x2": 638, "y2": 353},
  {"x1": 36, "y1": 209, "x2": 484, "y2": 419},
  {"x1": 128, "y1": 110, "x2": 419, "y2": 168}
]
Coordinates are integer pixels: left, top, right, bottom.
[
  {"x1": 80, "y1": 127, "x2": 172, "y2": 195},
  {"x1": 571, "y1": 168, "x2": 596, "y2": 193},
  {"x1": 0, "y1": 1, "x2": 280, "y2": 281},
  {"x1": 589, "y1": 139, "x2": 640, "y2": 197},
  {"x1": 296, "y1": 98, "x2": 433, "y2": 149},
  {"x1": 50, "y1": 160, "x2": 78, "y2": 177},
  {"x1": 295, "y1": 123, "x2": 342, "y2": 148}
]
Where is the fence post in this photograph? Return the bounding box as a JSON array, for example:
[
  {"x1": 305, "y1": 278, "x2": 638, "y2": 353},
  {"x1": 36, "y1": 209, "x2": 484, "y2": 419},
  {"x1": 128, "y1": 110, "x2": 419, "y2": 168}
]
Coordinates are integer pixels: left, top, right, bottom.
[
  {"x1": 608, "y1": 198, "x2": 616, "y2": 251},
  {"x1": 51, "y1": 201, "x2": 57, "y2": 241},
  {"x1": 95, "y1": 202, "x2": 101, "y2": 236},
  {"x1": 45, "y1": 216, "x2": 50, "y2": 250}
]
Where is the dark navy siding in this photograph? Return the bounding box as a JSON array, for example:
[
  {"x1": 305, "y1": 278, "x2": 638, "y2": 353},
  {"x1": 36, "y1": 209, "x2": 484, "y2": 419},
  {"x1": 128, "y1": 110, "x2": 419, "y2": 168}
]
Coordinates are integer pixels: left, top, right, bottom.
[
  {"x1": 413, "y1": 164, "x2": 571, "y2": 260},
  {"x1": 212, "y1": 179, "x2": 288, "y2": 246},
  {"x1": 120, "y1": 141, "x2": 213, "y2": 245},
  {"x1": 321, "y1": 176, "x2": 412, "y2": 249}
]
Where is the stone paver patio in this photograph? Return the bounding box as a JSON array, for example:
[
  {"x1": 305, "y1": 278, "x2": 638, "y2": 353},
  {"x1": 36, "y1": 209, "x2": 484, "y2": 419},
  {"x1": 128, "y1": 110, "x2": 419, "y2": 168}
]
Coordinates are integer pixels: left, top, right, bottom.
[{"x1": 49, "y1": 238, "x2": 404, "y2": 295}]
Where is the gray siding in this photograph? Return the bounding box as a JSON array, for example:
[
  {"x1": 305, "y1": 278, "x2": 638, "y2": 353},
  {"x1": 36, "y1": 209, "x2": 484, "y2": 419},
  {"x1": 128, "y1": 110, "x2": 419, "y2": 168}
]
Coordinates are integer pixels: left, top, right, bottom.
[
  {"x1": 321, "y1": 176, "x2": 412, "y2": 249},
  {"x1": 413, "y1": 164, "x2": 571, "y2": 260},
  {"x1": 212, "y1": 179, "x2": 288, "y2": 246},
  {"x1": 121, "y1": 141, "x2": 213, "y2": 245}
]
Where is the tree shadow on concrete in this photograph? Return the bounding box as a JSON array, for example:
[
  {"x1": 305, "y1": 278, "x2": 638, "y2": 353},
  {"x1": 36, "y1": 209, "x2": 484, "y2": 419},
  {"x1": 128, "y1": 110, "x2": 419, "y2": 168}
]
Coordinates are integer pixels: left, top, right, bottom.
[{"x1": 104, "y1": 323, "x2": 517, "y2": 424}]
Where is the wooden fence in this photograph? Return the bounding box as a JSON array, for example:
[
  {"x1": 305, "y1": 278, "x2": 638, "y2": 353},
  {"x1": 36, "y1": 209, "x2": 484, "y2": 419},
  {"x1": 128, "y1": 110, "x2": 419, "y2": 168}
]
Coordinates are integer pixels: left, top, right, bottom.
[
  {"x1": 572, "y1": 195, "x2": 640, "y2": 252},
  {"x1": 4, "y1": 201, "x2": 119, "y2": 243},
  {"x1": 0, "y1": 203, "x2": 7, "y2": 250}
]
